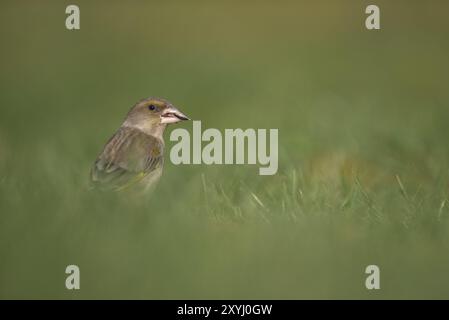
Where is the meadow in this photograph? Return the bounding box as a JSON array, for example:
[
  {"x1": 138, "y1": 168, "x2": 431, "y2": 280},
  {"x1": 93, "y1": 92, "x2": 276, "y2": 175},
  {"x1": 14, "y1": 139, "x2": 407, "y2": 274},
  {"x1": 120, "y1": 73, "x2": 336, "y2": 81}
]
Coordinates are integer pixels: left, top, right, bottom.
[{"x1": 1, "y1": 1, "x2": 449, "y2": 299}]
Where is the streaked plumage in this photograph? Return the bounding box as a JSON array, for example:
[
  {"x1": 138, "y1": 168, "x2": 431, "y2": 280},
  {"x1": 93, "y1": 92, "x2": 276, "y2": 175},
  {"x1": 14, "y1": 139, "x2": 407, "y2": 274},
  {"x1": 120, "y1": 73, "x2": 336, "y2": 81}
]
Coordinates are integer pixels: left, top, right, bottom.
[{"x1": 90, "y1": 97, "x2": 189, "y2": 192}]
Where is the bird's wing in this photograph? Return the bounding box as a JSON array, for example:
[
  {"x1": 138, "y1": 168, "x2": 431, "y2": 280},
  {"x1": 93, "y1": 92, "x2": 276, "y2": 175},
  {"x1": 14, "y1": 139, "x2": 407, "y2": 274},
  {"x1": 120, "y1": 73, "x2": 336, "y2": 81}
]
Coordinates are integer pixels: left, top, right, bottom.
[{"x1": 91, "y1": 127, "x2": 164, "y2": 190}]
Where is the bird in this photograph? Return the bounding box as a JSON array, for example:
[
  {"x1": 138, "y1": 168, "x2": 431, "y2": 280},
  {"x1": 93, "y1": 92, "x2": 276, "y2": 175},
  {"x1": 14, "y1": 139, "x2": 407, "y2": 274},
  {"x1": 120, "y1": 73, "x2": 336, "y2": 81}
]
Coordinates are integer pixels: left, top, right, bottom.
[{"x1": 90, "y1": 97, "x2": 189, "y2": 192}]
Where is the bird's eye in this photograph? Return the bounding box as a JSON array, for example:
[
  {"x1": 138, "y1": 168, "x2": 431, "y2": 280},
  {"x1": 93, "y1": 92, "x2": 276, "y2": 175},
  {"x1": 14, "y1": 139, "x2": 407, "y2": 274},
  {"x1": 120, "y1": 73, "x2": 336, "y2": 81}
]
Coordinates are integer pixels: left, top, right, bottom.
[{"x1": 148, "y1": 104, "x2": 156, "y2": 111}]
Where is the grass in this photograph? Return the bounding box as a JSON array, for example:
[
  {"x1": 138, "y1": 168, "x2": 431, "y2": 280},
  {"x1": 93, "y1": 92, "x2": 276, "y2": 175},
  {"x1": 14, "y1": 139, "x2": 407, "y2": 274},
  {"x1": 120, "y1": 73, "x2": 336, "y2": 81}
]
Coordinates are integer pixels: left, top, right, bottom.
[{"x1": 1, "y1": 1, "x2": 449, "y2": 299}]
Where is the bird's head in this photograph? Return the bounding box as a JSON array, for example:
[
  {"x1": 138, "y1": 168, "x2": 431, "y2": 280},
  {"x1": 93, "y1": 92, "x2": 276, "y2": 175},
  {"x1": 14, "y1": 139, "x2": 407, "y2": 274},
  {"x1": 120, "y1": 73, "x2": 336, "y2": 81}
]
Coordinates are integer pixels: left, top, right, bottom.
[{"x1": 123, "y1": 97, "x2": 190, "y2": 136}]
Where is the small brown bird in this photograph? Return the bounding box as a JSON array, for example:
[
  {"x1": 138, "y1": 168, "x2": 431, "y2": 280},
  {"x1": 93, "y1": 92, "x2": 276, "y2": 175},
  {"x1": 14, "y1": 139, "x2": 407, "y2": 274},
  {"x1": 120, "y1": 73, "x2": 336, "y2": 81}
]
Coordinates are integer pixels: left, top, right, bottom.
[{"x1": 90, "y1": 97, "x2": 189, "y2": 192}]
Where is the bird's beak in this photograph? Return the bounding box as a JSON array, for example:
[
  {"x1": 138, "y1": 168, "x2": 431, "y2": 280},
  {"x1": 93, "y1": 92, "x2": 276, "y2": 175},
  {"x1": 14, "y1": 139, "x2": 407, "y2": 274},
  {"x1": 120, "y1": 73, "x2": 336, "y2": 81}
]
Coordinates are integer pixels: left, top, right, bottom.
[{"x1": 160, "y1": 106, "x2": 190, "y2": 124}]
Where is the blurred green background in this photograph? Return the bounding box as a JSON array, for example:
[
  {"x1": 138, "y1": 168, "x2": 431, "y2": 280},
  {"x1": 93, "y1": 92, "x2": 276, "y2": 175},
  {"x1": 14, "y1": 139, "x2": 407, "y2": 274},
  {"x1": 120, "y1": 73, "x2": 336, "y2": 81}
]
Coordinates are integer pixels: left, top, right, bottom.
[{"x1": 1, "y1": 1, "x2": 449, "y2": 299}]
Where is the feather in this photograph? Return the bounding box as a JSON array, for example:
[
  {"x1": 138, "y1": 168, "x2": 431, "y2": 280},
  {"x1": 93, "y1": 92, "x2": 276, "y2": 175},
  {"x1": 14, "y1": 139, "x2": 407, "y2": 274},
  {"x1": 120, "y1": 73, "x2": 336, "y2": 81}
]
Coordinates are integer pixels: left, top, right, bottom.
[{"x1": 91, "y1": 127, "x2": 164, "y2": 191}]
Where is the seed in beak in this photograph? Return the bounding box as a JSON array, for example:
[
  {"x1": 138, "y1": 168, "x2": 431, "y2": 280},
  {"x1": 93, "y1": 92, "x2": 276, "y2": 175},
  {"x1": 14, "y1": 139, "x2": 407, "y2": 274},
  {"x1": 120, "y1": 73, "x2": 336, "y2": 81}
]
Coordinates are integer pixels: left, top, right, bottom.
[{"x1": 160, "y1": 109, "x2": 190, "y2": 124}]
